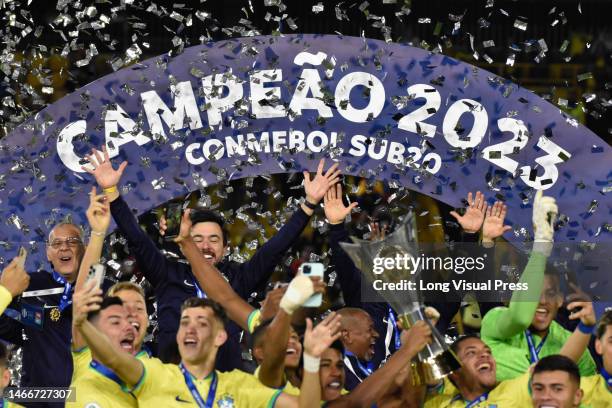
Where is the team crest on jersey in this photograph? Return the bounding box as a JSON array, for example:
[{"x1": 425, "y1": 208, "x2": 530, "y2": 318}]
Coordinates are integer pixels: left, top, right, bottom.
[
  {"x1": 85, "y1": 403, "x2": 101, "y2": 408},
  {"x1": 217, "y1": 394, "x2": 235, "y2": 408}
]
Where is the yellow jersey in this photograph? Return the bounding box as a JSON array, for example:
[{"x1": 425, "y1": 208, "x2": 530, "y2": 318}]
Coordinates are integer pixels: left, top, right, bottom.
[
  {"x1": 133, "y1": 357, "x2": 282, "y2": 407},
  {"x1": 1, "y1": 399, "x2": 25, "y2": 408},
  {"x1": 424, "y1": 372, "x2": 531, "y2": 407},
  {"x1": 581, "y1": 374, "x2": 612, "y2": 408},
  {"x1": 67, "y1": 348, "x2": 151, "y2": 408},
  {"x1": 70, "y1": 346, "x2": 151, "y2": 380},
  {"x1": 254, "y1": 365, "x2": 301, "y2": 396}
]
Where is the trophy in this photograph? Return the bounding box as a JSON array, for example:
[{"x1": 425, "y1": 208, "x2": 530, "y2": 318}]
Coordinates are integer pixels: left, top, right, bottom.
[{"x1": 339, "y1": 221, "x2": 461, "y2": 385}]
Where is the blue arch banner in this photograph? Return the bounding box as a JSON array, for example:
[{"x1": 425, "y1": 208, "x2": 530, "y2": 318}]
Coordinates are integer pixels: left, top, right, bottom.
[{"x1": 1, "y1": 34, "x2": 610, "y2": 271}]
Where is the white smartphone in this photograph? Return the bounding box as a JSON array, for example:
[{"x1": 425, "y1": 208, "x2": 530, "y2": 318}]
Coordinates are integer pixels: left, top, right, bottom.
[
  {"x1": 299, "y1": 262, "x2": 324, "y2": 307},
  {"x1": 86, "y1": 263, "x2": 106, "y2": 288},
  {"x1": 16, "y1": 247, "x2": 27, "y2": 269}
]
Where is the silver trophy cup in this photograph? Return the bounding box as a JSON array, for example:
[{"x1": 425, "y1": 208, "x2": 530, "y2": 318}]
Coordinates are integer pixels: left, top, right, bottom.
[{"x1": 339, "y1": 221, "x2": 461, "y2": 385}]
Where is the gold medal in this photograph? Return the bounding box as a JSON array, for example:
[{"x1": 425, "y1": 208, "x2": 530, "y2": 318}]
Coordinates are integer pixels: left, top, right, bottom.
[{"x1": 50, "y1": 307, "x2": 61, "y2": 322}]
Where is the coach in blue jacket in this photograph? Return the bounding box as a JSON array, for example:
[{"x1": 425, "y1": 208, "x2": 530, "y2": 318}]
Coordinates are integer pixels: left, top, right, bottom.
[{"x1": 83, "y1": 146, "x2": 340, "y2": 370}]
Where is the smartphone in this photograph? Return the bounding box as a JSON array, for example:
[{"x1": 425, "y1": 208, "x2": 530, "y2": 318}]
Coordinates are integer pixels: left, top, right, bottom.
[
  {"x1": 86, "y1": 263, "x2": 106, "y2": 288},
  {"x1": 164, "y1": 201, "x2": 183, "y2": 241},
  {"x1": 299, "y1": 262, "x2": 324, "y2": 307},
  {"x1": 16, "y1": 247, "x2": 27, "y2": 269}
]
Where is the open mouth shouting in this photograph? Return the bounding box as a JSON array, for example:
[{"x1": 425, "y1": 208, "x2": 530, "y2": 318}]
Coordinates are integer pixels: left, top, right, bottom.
[
  {"x1": 476, "y1": 362, "x2": 492, "y2": 374},
  {"x1": 119, "y1": 333, "x2": 135, "y2": 354},
  {"x1": 324, "y1": 377, "x2": 343, "y2": 396},
  {"x1": 183, "y1": 335, "x2": 199, "y2": 349},
  {"x1": 534, "y1": 308, "x2": 550, "y2": 324},
  {"x1": 200, "y1": 250, "x2": 216, "y2": 263}
]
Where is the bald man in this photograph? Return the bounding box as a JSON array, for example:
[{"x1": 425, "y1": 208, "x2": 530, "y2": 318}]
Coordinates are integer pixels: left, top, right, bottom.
[{"x1": 338, "y1": 307, "x2": 380, "y2": 390}]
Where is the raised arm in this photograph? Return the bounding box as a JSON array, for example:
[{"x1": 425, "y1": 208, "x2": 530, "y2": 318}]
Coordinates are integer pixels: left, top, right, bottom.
[
  {"x1": 560, "y1": 297, "x2": 596, "y2": 363},
  {"x1": 72, "y1": 187, "x2": 111, "y2": 350},
  {"x1": 302, "y1": 314, "x2": 342, "y2": 408},
  {"x1": 259, "y1": 275, "x2": 322, "y2": 388},
  {"x1": 83, "y1": 145, "x2": 169, "y2": 288},
  {"x1": 174, "y1": 210, "x2": 254, "y2": 331},
  {"x1": 328, "y1": 320, "x2": 432, "y2": 408},
  {"x1": 324, "y1": 184, "x2": 362, "y2": 307},
  {"x1": 235, "y1": 159, "x2": 341, "y2": 297},
  {"x1": 73, "y1": 281, "x2": 143, "y2": 387},
  {"x1": 481, "y1": 191, "x2": 557, "y2": 339}
]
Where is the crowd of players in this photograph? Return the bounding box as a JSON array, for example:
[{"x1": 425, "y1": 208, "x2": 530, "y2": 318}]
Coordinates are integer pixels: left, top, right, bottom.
[{"x1": 0, "y1": 146, "x2": 610, "y2": 407}]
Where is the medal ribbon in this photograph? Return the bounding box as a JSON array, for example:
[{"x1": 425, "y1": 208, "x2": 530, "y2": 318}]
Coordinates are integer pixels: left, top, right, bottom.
[
  {"x1": 525, "y1": 329, "x2": 547, "y2": 364},
  {"x1": 465, "y1": 392, "x2": 490, "y2": 408},
  {"x1": 51, "y1": 272, "x2": 73, "y2": 311},
  {"x1": 179, "y1": 363, "x2": 217, "y2": 408},
  {"x1": 344, "y1": 351, "x2": 374, "y2": 377}
]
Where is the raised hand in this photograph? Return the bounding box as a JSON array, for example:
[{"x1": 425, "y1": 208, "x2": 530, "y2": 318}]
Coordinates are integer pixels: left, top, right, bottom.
[
  {"x1": 450, "y1": 191, "x2": 487, "y2": 233},
  {"x1": 303, "y1": 312, "x2": 342, "y2": 358},
  {"x1": 369, "y1": 222, "x2": 387, "y2": 241},
  {"x1": 532, "y1": 190, "x2": 558, "y2": 242},
  {"x1": 72, "y1": 280, "x2": 103, "y2": 327},
  {"x1": 482, "y1": 201, "x2": 512, "y2": 243},
  {"x1": 304, "y1": 159, "x2": 342, "y2": 205},
  {"x1": 400, "y1": 320, "x2": 433, "y2": 357},
  {"x1": 0, "y1": 257, "x2": 30, "y2": 297},
  {"x1": 260, "y1": 286, "x2": 287, "y2": 322},
  {"x1": 82, "y1": 145, "x2": 128, "y2": 190},
  {"x1": 86, "y1": 186, "x2": 111, "y2": 234},
  {"x1": 171, "y1": 209, "x2": 192, "y2": 243},
  {"x1": 567, "y1": 283, "x2": 596, "y2": 326},
  {"x1": 323, "y1": 184, "x2": 358, "y2": 225},
  {"x1": 567, "y1": 300, "x2": 596, "y2": 327}
]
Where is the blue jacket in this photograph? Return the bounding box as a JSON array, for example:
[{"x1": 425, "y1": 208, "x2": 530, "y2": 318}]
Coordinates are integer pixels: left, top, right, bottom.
[
  {"x1": 110, "y1": 195, "x2": 310, "y2": 370},
  {"x1": 0, "y1": 271, "x2": 73, "y2": 408}
]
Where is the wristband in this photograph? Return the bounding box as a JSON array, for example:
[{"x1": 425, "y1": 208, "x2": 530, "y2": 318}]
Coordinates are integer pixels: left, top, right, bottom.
[
  {"x1": 303, "y1": 353, "x2": 321, "y2": 373},
  {"x1": 303, "y1": 199, "x2": 317, "y2": 210},
  {"x1": 577, "y1": 321, "x2": 595, "y2": 335},
  {"x1": 91, "y1": 230, "x2": 105, "y2": 237},
  {"x1": 103, "y1": 185, "x2": 118, "y2": 194}
]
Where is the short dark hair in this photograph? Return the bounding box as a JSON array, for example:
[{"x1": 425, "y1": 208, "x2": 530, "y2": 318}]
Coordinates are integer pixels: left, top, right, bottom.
[
  {"x1": 532, "y1": 355, "x2": 580, "y2": 385},
  {"x1": 87, "y1": 296, "x2": 124, "y2": 322},
  {"x1": 329, "y1": 340, "x2": 344, "y2": 356},
  {"x1": 190, "y1": 209, "x2": 228, "y2": 245},
  {"x1": 181, "y1": 297, "x2": 228, "y2": 327},
  {"x1": 450, "y1": 333, "x2": 481, "y2": 355},
  {"x1": 596, "y1": 310, "x2": 612, "y2": 339},
  {"x1": 249, "y1": 318, "x2": 273, "y2": 351}
]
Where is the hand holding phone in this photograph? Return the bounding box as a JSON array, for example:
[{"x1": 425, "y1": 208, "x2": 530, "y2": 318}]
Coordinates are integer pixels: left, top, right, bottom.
[
  {"x1": 16, "y1": 247, "x2": 27, "y2": 269},
  {"x1": 163, "y1": 202, "x2": 184, "y2": 241},
  {"x1": 86, "y1": 263, "x2": 106, "y2": 288},
  {"x1": 299, "y1": 262, "x2": 324, "y2": 308}
]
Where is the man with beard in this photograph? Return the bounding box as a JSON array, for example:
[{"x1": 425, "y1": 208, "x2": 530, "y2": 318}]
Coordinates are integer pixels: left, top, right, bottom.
[
  {"x1": 0, "y1": 221, "x2": 84, "y2": 408},
  {"x1": 579, "y1": 310, "x2": 612, "y2": 407},
  {"x1": 83, "y1": 146, "x2": 340, "y2": 368},
  {"x1": 531, "y1": 355, "x2": 584, "y2": 408},
  {"x1": 481, "y1": 192, "x2": 596, "y2": 381}
]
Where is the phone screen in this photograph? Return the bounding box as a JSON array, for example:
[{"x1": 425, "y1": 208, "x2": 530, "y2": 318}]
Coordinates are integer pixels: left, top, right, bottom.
[{"x1": 164, "y1": 202, "x2": 183, "y2": 240}]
